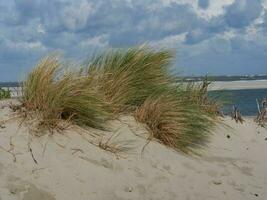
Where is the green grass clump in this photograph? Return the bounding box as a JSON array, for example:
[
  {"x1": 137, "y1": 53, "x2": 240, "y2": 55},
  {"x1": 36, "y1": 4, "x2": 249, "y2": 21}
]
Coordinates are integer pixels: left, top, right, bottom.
[
  {"x1": 0, "y1": 88, "x2": 11, "y2": 99},
  {"x1": 21, "y1": 46, "x2": 221, "y2": 153},
  {"x1": 87, "y1": 46, "x2": 220, "y2": 153},
  {"x1": 87, "y1": 46, "x2": 176, "y2": 112},
  {"x1": 135, "y1": 87, "x2": 219, "y2": 153},
  {"x1": 21, "y1": 55, "x2": 111, "y2": 132}
]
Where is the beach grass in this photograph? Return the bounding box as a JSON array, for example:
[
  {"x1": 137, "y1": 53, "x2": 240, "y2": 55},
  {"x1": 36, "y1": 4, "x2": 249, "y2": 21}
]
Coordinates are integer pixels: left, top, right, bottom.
[
  {"x1": 20, "y1": 46, "x2": 221, "y2": 152},
  {"x1": 87, "y1": 46, "x2": 176, "y2": 112},
  {"x1": 21, "y1": 55, "x2": 111, "y2": 132},
  {"x1": 87, "y1": 47, "x2": 220, "y2": 152},
  {"x1": 135, "y1": 84, "x2": 219, "y2": 153}
]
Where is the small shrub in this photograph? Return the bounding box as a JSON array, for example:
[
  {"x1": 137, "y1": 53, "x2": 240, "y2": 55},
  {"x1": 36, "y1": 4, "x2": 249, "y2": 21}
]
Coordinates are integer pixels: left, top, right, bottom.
[{"x1": 0, "y1": 88, "x2": 11, "y2": 99}]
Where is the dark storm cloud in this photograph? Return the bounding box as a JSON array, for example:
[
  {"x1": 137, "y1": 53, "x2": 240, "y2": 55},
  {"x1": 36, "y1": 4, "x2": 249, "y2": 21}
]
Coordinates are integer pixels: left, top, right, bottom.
[{"x1": 224, "y1": 0, "x2": 263, "y2": 28}]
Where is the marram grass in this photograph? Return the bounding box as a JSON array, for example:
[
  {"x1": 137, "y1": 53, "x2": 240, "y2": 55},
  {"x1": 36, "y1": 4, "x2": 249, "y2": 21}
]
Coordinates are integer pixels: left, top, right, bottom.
[
  {"x1": 135, "y1": 87, "x2": 219, "y2": 154},
  {"x1": 21, "y1": 55, "x2": 111, "y2": 132},
  {"x1": 87, "y1": 46, "x2": 176, "y2": 112},
  {"x1": 20, "y1": 46, "x2": 221, "y2": 153}
]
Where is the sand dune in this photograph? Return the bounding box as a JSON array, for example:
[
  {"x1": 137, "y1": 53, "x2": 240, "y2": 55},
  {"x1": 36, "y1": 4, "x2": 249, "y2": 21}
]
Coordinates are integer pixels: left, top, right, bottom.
[{"x1": 0, "y1": 101, "x2": 266, "y2": 200}]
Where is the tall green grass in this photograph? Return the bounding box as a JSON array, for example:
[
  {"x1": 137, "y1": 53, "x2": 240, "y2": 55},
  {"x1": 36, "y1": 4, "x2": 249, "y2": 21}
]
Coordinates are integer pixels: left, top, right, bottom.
[
  {"x1": 21, "y1": 55, "x2": 111, "y2": 132},
  {"x1": 21, "y1": 46, "x2": 221, "y2": 153},
  {"x1": 135, "y1": 86, "x2": 219, "y2": 153},
  {"x1": 87, "y1": 46, "x2": 176, "y2": 112},
  {"x1": 86, "y1": 47, "x2": 220, "y2": 152}
]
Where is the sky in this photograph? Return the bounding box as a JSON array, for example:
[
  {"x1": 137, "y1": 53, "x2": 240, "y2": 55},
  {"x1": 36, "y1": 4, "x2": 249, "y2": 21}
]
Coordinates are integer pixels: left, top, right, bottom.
[{"x1": 0, "y1": 0, "x2": 267, "y2": 81}]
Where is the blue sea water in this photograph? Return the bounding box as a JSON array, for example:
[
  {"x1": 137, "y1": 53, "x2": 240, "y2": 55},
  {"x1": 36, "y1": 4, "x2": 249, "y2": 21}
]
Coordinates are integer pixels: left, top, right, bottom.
[
  {"x1": 209, "y1": 89, "x2": 267, "y2": 116},
  {"x1": 0, "y1": 82, "x2": 266, "y2": 116}
]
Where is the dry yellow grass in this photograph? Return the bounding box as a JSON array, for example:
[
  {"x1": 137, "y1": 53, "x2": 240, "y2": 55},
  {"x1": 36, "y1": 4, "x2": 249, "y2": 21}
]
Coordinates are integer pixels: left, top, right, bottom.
[
  {"x1": 20, "y1": 47, "x2": 221, "y2": 153},
  {"x1": 135, "y1": 88, "x2": 219, "y2": 153},
  {"x1": 87, "y1": 46, "x2": 176, "y2": 112},
  {"x1": 21, "y1": 55, "x2": 111, "y2": 132}
]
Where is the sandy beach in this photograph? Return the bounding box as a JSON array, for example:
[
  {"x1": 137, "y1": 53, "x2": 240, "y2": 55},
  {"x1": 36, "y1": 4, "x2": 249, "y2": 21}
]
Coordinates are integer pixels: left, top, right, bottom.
[
  {"x1": 208, "y1": 80, "x2": 267, "y2": 91},
  {"x1": 0, "y1": 100, "x2": 266, "y2": 200},
  {"x1": 1, "y1": 0, "x2": 267, "y2": 199}
]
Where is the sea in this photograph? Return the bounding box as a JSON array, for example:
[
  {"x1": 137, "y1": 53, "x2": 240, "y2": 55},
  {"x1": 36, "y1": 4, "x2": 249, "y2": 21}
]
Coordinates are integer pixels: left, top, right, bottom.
[
  {"x1": 0, "y1": 82, "x2": 266, "y2": 116},
  {"x1": 208, "y1": 88, "x2": 267, "y2": 116}
]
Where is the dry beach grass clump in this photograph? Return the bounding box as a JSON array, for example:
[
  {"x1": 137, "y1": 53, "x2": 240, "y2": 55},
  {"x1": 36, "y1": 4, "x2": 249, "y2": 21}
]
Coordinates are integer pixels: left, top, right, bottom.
[
  {"x1": 255, "y1": 98, "x2": 267, "y2": 127},
  {"x1": 18, "y1": 46, "x2": 221, "y2": 153}
]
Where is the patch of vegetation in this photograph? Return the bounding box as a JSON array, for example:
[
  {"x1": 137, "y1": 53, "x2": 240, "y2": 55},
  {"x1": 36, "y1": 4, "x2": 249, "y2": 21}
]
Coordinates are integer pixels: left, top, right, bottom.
[
  {"x1": 88, "y1": 47, "x2": 220, "y2": 153},
  {"x1": 0, "y1": 88, "x2": 11, "y2": 99},
  {"x1": 20, "y1": 46, "x2": 222, "y2": 153},
  {"x1": 135, "y1": 82, "x2": 220, "y2": 153},
  {"x1": 87, "y1": 46, "x2": 176, "y2": 112},
  {"x1": 21, "y1": 55, "x2": 111, "y2": 132},
  {"x1": 255, "y1": 98, "x2": 267, "y2": 127}
]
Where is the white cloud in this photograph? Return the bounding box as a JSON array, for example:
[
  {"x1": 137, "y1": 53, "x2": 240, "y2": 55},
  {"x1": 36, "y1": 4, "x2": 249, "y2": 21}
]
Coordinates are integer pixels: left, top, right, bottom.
[
  {"x1": 37, "y1": 24, "x2": 45, "y2": 34},
  {"x1": 150, "y1": 33, "x2": 187, "y2": 48},
  {"x1": 4, "y1": 40, "x2": 46, "y2": 51},
  {"x1": 157, "y1": 0, "x2": 235, "y2": 19},
  {"x1": 194, "y1": 0, "x2": 234, "y2": 19},
  {"x1": 80, "y1": 35, "x2": 109, "y2": 48},
  {"x1": 61, "y1": 0, "x2": 93, "y2": 31},
  {"x1": 0, "y1": 0, "x2": 267, "y2": 80}
]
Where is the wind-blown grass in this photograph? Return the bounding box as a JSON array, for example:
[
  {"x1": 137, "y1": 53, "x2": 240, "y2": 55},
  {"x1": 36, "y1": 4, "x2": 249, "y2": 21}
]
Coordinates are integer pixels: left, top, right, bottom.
[
  {"x1": 135, "y1": 87, "x2": 219, "y2": 153},
  {"x1": 87, "y1": 46, "x2": 176, "y2": 112},
  {"x1": 20, "y1": 46, "x2": 221, "y2": 153},
  {"x1": 87, "y1": 46, "x2": 220, "y2": 152},
  {"x1": 21, "y1": 55, "x2": 111, "y2": 132}
]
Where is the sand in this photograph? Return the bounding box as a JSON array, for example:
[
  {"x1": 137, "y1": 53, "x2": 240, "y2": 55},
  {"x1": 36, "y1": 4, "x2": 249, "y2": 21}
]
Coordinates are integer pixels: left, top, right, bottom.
[
  {"x1": 0, "y1": 100, "x2": 267, "y2": 200},
  {"x1": 208, "y1": 80, "x2": 267, "y2": 91}
]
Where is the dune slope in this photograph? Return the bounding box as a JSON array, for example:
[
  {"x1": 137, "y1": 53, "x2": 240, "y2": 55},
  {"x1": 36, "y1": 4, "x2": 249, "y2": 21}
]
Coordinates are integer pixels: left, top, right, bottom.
[{"x1": 0, "y1": 101, "x2": 267, "y2": 200}]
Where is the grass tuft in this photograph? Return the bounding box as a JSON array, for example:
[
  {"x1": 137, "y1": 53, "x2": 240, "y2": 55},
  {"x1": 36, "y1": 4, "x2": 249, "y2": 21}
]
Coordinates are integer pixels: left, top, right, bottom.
[
  {"x1": 87, "y1": 46, "x2": 176, "y2": 112},
  {"x1": 21, "y1": 55, "x2": 111, "y2": 132},
  {"x1": 135, "y1": 87, "x2": 219, "y2": 153},
  {"x1": 87, "y1": 46, "x2": 221, "y2": 153},
  {"x1": 20, "y1": 46, "x2": 222, "y2": 153}
]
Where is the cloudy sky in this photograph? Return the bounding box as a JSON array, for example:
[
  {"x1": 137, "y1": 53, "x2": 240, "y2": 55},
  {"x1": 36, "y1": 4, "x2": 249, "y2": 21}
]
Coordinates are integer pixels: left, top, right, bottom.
[{"x1": 0, "y1": 0, "x2": 267, "y2": 81}]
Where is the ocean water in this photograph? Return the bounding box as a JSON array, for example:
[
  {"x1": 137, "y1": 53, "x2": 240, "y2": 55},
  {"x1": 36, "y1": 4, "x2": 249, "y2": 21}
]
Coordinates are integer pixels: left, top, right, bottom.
[
  {"x1": 209, "y1": 89, "x2": 267, "y2": 116},
  {"x1": 0, "y1": 82, "x2": 266, "y2": 116}
]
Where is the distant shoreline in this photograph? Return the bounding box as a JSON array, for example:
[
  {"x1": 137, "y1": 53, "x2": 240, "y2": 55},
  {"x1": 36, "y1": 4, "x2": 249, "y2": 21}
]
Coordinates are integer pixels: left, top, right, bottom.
[
  {"x1": 1, "y1": 80, "x2": 267, "y2": 94},
  {"x1": 208, "y1": 80, "x2": 267, "y2": 91}
]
